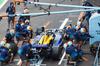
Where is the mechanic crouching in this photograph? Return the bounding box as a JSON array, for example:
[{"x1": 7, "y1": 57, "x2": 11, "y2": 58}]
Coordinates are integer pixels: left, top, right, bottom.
[
  {"x1": 0, "y1": 43, "x2": 14, "y2": 65},
  {"x1": 63, "y1": 41, "x2": 82, "y2": 65},
  {"x1": 3, "y1": 29, "x2": 16, "y2": 44},
  {"x1": 0, "y1": 41, "x2": 6, "y2": 50},
  {"x1": 18, "y1": 40, "x2": 36, "y2": 66}
]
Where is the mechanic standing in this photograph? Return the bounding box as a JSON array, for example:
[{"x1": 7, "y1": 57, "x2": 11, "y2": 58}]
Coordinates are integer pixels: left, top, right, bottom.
[
  {"x1": 64, "y1": 26, "x2": 75, "y2": 41},
  {"x1": 82, "y1": 0, "x2": 93, "y2": 7},
  {"x1": 73, "y1": 28, "x2": 93, "y2": 50},
  {"x1": 18, "y1": 40, "x2": 36, "y2": 66},
  {"x1": 6, "y1": 2, "x2": 15, "y2": 32},
  {"x1": 21, "y1": 26, "x2": 33, "y2": 47},
  {"x1": 81, "y1": 0, "x2": 93, "y2": 24},
  {"x1": 21, "y1": 22, "x2": 32, "y2": 47},
  {"x1": 19, "y1": 9, "x2": 30, "y2": 23},
  {"x1": 23, "y1": 0, "x2": 28, "y2": 8},
  {"x1": 15, "y1": 19, "x2": 23, "y2": 46}
]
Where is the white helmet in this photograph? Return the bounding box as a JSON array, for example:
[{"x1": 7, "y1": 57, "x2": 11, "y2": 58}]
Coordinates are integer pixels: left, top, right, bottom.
[
  {"x1": 0, "y1": 41, "x2": 6, "y2": 47},
  {"x1": 75, "y1": 25, "x2": 80, "y2": 30},
  {"x1": 67, "y1": 26, "x2": 71, "y2": 29},
  {"x1": 63, "y1": 44, "x2": 67, "y2": 49},
  {"x1": 82, "y1": 0, "x2": 87, "y2": 2},
  {"x1": 30, "y1": 40, "x2": 36, "y2": 46},
  {"x1": 27, "y1": 26, "x2": 32, "y2": 31},
  {"x1": 68, "y1": 41, "x2": 73, "y2": 47},
  {"x1": 80, "y1": 28, "x2": 86, "y2": 33},
  {"x1": 84, "y1": 0, "x2": 87, "y2": 2},
  {"x1": 25, "y1": 19, "x2": 30, "y2": 23},
  {"x1": 21, "y1": 22, "x2": 25, "y2": 28},
  {"x1": 5, "y1": 43, "x2": 10, "y2": 49},
  {"x1": 77, "y1": 21, "x2": 82, "y2": 26},
  {"x1": 63, "y1": 41, "x2": 73, "y2": 49},
  {"x1": 10, "y1": 29, "x2": 16, "y2": 36},
  {"x1": 24, "y1": 9, "x2": 29, "y2": 14}
]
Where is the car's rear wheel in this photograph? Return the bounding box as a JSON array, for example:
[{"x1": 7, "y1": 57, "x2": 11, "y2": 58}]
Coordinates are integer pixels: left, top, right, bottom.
[
  {"x1": 90, "y1": 41, "x2": 100, "y2": 55},
  {"x1": 51, "y1": 46, "x2": 62, "y2": 60},
  {"x1": 9, "y1": 42, "x2": 18, "y2": 56}
]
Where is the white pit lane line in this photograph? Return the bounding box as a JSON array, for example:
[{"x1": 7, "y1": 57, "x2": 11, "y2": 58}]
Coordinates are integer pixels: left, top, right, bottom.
[
  {"x1": 59, "y1": 20, "x2": 72, "y2": 23},
  {"x1": 58, "y1": 52, "x2": 66, "y2": 65},
  {"x1": 17, "y1": 59, "x2": 21, "y2": 65},
  {"x1": 59, "y1": 18, "x2": 69, "y2": 29},
  {"x1": 58, "y1": 18, "x2": 69, "y2": 65}
]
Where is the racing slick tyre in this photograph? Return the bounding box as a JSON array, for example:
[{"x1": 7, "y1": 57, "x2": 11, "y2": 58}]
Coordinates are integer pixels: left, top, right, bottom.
[
  {"x1": 51, "y1": 46, "x2": 62, "y2": 60},
  {"x1": 9, "y1": 42, "x2": 18, "y2": 56},
  {"x1": 90, "y1": 41, "x2": 100, "y2": 55}
]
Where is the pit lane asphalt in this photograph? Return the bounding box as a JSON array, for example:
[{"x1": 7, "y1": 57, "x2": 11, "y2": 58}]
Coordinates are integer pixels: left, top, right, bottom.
[{"x1": 0, "y1": 0, "x2": 96, "y2": 66}]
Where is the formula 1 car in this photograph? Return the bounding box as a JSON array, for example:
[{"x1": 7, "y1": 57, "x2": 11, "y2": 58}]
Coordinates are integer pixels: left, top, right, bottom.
[{"x1": 31, "y1": 26, "x2": 64, "y2": 60}]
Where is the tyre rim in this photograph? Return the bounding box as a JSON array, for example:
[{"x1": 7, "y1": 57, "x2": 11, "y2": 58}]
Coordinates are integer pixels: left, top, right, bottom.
[{"x1": 91, "y1": 47, "x2": 97, "y2": 54}]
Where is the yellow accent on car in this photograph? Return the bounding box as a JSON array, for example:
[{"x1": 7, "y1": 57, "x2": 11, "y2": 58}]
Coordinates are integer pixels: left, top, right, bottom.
[
  {"x1": 38, "y1": 35, "x2": 44, "y2": 44},
  {"x1": 38, "y1": 35, "x2": 54, "y2": 45},
  {"x1": 43, "y1": 35, "x2": 49, "y2": 44},
  {"x1": 93, "y1": 45, "x2": 96, "y2": 48},
  {"x1": 44, "y1": 37, "x2": 54, "y2": 44},
  {"x1": 90, "y1": 45, "x2": 92, "y2": 47}
]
